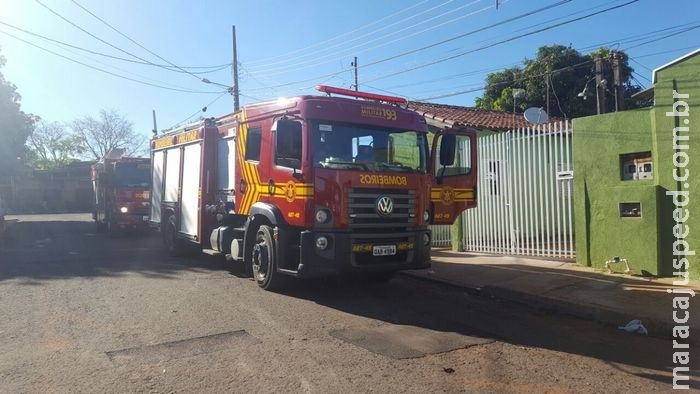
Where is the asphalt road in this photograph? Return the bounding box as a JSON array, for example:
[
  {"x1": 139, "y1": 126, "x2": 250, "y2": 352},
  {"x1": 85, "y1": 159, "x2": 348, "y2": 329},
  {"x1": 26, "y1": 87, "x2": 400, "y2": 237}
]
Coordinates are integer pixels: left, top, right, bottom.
[{"x1": 0, "y1": 213, "x2": 695, "y2": 393}]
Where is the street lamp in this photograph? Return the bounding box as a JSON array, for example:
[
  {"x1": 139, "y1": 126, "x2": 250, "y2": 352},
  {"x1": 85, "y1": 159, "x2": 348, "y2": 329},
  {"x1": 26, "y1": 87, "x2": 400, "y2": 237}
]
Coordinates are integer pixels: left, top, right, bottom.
[
  {"x1": 512, "y1": 88, "x2": 526, "y2": 129},
  {"x1": 577, "y1": 77, "x2": 607, "y2": 115}
]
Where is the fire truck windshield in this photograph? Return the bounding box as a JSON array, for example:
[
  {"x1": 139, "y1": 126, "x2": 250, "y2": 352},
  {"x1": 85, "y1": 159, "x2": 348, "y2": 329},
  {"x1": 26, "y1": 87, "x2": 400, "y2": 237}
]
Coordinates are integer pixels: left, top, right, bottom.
[
  {"x1": 115, "y1": 163, "x2": 151, "y2": 187},
  {"x1": 313, "y1": 122, "x2": 427, "y2": 173}
]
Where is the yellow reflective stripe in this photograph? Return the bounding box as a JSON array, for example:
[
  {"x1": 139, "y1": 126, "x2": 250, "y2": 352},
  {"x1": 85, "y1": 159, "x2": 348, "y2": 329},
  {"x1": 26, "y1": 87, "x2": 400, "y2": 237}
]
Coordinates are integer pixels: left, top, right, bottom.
[{"x1": 430, "y1": 188, "x2": 475, "y2": 202}]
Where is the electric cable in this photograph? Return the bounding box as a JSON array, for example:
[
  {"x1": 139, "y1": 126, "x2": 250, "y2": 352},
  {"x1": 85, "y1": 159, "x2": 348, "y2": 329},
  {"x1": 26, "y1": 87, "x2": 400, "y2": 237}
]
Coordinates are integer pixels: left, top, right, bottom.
[
  {"x1": 35, "y1": 0, "x2": 231, "y2": 88},
  {"x1": 0, "y1": 28, "x2": 224, "y2": 94}
]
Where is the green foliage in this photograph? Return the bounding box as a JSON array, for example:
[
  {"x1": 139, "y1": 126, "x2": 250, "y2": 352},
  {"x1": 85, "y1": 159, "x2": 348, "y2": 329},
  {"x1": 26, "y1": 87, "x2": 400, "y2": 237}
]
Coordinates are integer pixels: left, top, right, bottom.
[
  {"x1": 475, "y1": 45, "x2": 645, "y2": 118},
  {"x1": 0, "y1": 49, "x2": 36, "y2": 181}
]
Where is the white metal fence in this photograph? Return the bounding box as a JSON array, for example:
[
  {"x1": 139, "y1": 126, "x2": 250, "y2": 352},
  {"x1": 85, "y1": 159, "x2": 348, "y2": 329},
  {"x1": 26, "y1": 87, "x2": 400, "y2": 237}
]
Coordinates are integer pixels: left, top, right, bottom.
[{"x1": 431, "y1": 121, "x2": 575, "y2": 259}]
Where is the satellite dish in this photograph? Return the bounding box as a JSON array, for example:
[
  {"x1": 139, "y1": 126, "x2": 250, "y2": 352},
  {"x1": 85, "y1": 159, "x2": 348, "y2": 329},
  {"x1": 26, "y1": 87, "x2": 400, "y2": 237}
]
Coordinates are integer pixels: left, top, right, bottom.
[{"x1": 523, "y1": 107, "x2": 549, "y2": 125}]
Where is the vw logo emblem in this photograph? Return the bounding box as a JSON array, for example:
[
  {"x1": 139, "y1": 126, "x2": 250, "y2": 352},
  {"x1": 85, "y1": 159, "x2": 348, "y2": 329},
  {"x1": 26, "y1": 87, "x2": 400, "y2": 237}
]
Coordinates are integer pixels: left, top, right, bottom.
[{"x1": 376, "y1": 196, "x2": 394, "y2": 216}]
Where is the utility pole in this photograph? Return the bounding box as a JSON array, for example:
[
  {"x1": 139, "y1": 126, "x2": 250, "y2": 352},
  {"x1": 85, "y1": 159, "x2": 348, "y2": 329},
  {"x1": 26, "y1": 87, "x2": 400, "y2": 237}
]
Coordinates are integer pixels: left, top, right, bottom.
[
  {"x1": 612, "y1": 51, "x2": 624, "y2": 112},
  {"x1": 151, "y1": 110, "x2": 158, "y2": 136},
  {"x1": 545, "y1": 70, "x2": 550, "y2": 115},
  {"x1": 232, "y1": 25, "x2": 240, "y2": 111},
  {"x1": 350, "y1": 57, "x2": 359, "y2": 91},
  {"x1": 595, "y1": 54, "x2": 606, "y2": 114}
]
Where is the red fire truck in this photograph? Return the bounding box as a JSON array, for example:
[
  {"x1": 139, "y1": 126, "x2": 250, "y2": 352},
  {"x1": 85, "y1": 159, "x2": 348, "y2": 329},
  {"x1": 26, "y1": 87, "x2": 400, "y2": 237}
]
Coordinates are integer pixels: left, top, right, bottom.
[
  {"x1": 150, "y1": 86, "x2": 477, "y2": 289},
  {"x1": 91, "y1": 149, "x2": 151, "y2": 235}
]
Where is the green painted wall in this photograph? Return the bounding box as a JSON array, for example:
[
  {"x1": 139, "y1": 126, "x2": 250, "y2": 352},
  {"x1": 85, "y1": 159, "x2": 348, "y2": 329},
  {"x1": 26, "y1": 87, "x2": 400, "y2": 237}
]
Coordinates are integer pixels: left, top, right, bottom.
[
  {"x1": 574, "y1": 51, "x2": 700, "y2": 280},
  {"x1": 651, "y1": 53, "x2": 700, "y2": 280}
]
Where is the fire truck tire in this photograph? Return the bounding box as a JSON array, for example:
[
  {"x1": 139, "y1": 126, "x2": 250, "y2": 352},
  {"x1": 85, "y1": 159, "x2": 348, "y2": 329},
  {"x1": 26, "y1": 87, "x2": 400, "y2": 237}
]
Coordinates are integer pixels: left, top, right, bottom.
[
  {"x1": 163, "y1": 214, "x2": 184, "y2": 256},
  {"x1": 251, "y1": 225, "x2": 282, "y2": 290}
]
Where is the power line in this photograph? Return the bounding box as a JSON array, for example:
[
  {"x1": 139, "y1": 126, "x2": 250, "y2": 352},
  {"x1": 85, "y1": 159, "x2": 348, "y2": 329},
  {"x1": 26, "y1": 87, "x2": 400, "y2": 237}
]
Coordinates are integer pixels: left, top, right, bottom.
[
  {"x1": 242, "y1": 0, "x2": 564, "y2": 93},
  {"x1": 70, "y1": 0, "x2": 230, "y2": 84},
  {"x1": 0, "y1": 19, "x2": 231, "y2": 74},
  {"x1": 168, "y1": 91, "x2": 230, "y2": 130},
  {"x1": 0, "y1": 28, "x2": 224, "y2": 94},
  {"x1": 362, "y1": 0, "x2": 639, "y2": 85},
  {"x1": 34, "y1": 0, "x2": 231, "y2": 89},
  {"x1": 250, "y1": 0, "x2": 494, "y2": 76},
  {"x1": 414, "y1": 59, "x2": 593, "y2": 101},
  {"x1": 624, "y1": 24, "x2": 700, "y2": 51},
  {"x1": 360, "y1": 0, "x2": 572, "y2": 72},
  {"x1": 578, "y1": 22, "x2": 699, "y2": 53},
  {"x1": 245, "y1": 0, "x2": 434, "y2": 68}
]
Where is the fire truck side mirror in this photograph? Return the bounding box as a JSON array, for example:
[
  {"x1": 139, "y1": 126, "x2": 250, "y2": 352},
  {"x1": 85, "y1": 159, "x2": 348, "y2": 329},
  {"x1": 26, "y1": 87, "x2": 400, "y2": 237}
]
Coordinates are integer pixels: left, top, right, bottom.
[{"x1": 439, "y1": 134, "x2": 456, "y2": 166}]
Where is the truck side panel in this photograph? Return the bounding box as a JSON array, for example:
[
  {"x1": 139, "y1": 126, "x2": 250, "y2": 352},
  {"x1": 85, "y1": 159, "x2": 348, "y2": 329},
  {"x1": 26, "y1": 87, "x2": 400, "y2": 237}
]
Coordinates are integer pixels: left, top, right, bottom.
[
  {"x1": 164, "y1": 148, "x2": 182, "y2": 204},
  {"x1": 151, "y1": 150, "x2": 165, "y2": 224},
  {"x1": 180, "y1": 143, "x2": 202, "y2": 238}
]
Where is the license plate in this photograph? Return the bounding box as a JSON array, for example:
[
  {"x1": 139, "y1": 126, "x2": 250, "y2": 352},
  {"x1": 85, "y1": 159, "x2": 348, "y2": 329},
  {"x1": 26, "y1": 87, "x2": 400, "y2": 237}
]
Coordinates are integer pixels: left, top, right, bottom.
[{"x1": 372, "y1": 245, "x2": 396, "y2": 256}]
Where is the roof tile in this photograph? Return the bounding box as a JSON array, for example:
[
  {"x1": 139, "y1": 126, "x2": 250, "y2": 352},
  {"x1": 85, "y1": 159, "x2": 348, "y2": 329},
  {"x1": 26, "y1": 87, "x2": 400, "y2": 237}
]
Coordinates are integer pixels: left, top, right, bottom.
[{"x1": 408, "y1": 101, "x2": 559, "y2": 131}]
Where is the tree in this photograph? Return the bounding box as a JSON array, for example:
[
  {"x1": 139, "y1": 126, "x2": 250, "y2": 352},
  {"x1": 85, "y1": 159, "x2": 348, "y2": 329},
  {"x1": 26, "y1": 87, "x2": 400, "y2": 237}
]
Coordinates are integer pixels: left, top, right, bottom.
[
  {"x1": 71, "y1": 109, "x2": 147, "y2": 160},
  {"x1": 0, "y1": 48, "x2": 36, "y2": 181},
  {"x1": 475, "y1": 45, "x2": 644, "y2": 118},
  {"x1": 26, "y1": 120, "x2": 84, "y2": 169}
]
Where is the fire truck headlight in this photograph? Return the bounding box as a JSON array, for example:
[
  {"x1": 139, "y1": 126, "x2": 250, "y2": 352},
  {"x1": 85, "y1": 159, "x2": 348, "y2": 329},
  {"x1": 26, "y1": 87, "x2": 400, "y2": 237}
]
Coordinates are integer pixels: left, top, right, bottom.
[
  {"x1": 422, "y1": 233, "x2": 431, "y2": 247},
  {"x1": 423, "y1": 210, "x2": 430, "y2": 223},
  {"x1": 120, "y1": 206, "x2": 129, "y2": 214},
  {"x1": 315, "y1": 209, "x2": 330, "y2": 224},
  {"x1": 315, "y1": 236, "x2": 329, "y2": 250}
]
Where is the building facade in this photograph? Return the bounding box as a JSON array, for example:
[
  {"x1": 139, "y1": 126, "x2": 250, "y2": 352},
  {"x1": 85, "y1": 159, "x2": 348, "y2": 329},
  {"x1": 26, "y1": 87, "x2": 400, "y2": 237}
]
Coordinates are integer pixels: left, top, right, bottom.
[{"x1": 573, "y1": 49, "x2": 699, "y2": 279}]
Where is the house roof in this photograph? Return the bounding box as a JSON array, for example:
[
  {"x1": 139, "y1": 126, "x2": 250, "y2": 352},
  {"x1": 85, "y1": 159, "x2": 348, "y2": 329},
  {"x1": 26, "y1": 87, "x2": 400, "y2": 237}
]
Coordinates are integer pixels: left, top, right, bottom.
[
  {"x1": 629, "y1": 48, "x2": 699, "y2": 102},
  {"x1": 651, "y1": 48, "x2": 700, "y2": 83},
  {"x1": 407, "y1": 101, "x2": 555, "y2": 131}
]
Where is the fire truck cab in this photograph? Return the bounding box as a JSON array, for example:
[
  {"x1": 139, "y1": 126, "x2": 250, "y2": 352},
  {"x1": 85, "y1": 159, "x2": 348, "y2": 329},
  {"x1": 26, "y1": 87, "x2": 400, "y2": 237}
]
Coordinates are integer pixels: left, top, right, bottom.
[{"x1": 150, "y1": 86, "x2": 477, "y2": 289}]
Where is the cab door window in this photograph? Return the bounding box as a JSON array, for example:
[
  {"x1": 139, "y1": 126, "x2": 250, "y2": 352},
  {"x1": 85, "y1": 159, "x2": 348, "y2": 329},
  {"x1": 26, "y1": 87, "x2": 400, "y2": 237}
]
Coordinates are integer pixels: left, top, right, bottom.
[
  {"x1": 275, "y1": 120, "x2": 302, "y2": 169},
  {"x1": 245, "y1": 126, "x2": 262, "y2": 162},
  {"x1": 434, "y1": 134, "x2": 473, "y2": 178}
]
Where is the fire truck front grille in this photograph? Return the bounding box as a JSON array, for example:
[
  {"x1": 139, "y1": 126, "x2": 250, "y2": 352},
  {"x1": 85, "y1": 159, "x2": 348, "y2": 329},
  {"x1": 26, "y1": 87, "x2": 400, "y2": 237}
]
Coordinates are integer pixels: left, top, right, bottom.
[{"x1": 347, "y1": 188, "x2": 415, "y2": 231}]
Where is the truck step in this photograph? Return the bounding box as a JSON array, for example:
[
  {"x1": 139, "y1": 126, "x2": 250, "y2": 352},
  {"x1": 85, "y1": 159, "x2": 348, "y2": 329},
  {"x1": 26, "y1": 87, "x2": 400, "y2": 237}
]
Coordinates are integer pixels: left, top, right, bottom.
[
  {"x1": 201, "y1": 248, "x2": 222, "y2": 256},
  {"x1": 225, "y1": 253, "x2": 243, "y2": 262},
  {"x1": 277, "y1": 268, "x2": 299, "y2": 277}
]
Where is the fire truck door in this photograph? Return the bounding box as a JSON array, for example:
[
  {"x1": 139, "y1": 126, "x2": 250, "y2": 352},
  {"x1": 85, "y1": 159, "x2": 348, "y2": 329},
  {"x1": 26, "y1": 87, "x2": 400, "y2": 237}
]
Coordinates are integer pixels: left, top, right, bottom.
[
  {"x1": 268, "y1": 119, "x2": 305, "y2": 225},
  {"x1": 235, "y1": 123, "x2": 264, "y2": 215},
  {"x1": 429, "y1": 128, "x2": 477, "y2": 225}
]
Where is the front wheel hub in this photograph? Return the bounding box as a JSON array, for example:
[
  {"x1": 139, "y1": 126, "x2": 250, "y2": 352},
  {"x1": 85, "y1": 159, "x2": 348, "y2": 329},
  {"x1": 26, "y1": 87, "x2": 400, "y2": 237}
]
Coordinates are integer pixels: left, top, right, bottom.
[{"x1": 252, "y1": 242, "x2": 269, "y2": 278}]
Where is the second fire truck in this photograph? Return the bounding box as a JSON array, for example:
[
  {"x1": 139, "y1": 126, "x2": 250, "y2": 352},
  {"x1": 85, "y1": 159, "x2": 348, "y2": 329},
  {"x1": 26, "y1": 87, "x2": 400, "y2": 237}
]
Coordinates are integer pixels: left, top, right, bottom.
[
  {"x1": 150, "y1": 86, "x2": 477, "y2": 289},
  {"x1": 91, "y1": 149, "x2": 151, "y2": 235}
]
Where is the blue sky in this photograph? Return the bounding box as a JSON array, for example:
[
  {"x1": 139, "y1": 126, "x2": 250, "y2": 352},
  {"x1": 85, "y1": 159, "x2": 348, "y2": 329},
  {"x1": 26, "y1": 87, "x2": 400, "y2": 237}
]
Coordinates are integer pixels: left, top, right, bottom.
[{"x1": 0, "y1": 0, "x2": 698, "y2": 142}]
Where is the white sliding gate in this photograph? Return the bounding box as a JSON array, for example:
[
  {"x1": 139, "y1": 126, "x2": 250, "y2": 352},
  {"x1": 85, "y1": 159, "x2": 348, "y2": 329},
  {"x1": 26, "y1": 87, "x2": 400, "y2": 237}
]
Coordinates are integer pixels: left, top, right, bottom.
[{"x1": 431, "y1": 121, "x2": 575, "y2": 259}]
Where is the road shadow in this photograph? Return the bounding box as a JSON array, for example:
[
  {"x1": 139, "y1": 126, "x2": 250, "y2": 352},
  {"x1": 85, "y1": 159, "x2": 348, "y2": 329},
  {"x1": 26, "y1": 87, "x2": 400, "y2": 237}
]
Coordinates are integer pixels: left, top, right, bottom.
[
  {"x1": 273, "y1": 270, "x2": 699, "y2": 389},
  {"x1": 0, "y1": 218, "x2": 234, "y2": 281},
  {"x1": 1, "y1": 217, "x2": 697, "y2": 388}
]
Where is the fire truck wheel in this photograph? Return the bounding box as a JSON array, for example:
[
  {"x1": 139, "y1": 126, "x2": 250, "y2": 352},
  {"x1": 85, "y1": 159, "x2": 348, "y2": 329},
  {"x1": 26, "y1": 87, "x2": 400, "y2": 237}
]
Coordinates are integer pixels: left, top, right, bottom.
[
  {"x1": 251, "y1": 225, "x2": 280, "y2": 290},
  {"x1": 163, "y1": 214, "x2": 183, "y2": 256}
]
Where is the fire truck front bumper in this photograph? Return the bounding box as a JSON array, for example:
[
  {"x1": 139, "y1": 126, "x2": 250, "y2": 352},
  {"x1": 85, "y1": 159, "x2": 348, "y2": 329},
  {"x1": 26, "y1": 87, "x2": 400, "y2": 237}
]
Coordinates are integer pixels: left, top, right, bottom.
[
  {"x1": 296, "y1": 229, "x2": 432, "y2": 278},
  {"x1": 112, "y1": 211, "x2": 150, "y2": 228}
]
